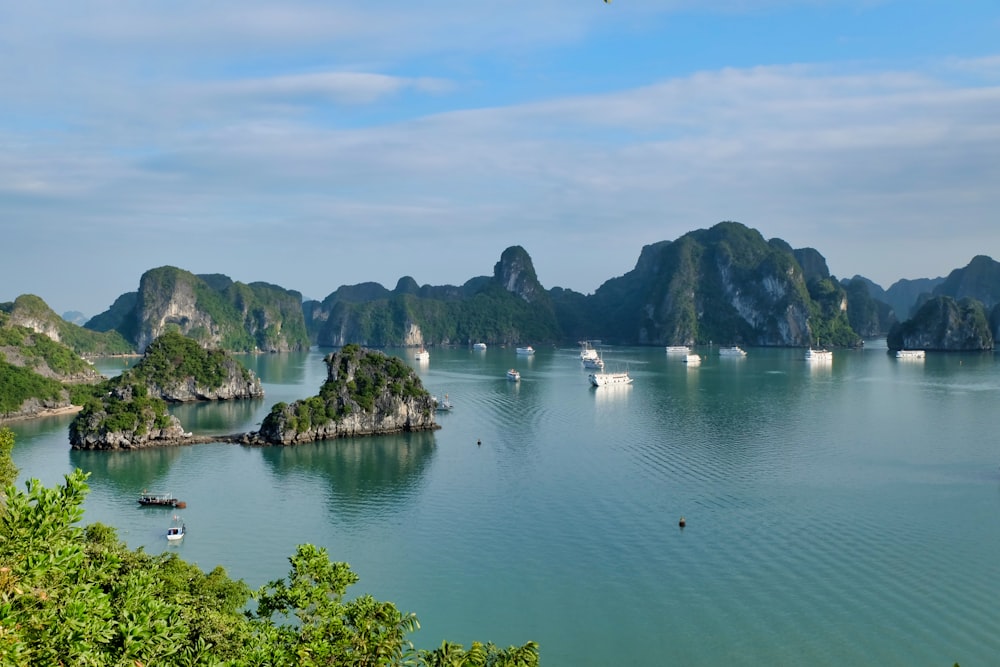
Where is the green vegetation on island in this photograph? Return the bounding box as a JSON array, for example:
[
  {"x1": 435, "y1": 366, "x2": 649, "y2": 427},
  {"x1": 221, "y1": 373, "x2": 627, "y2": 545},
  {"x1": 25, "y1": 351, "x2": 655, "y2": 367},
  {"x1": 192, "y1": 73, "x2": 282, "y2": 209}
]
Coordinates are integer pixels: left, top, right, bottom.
[
  {"x1": 260, "y1": 344, "x2": 436, "y2": 443},
  {"x1": 69, "y1": 332, "x2": 263, "y2": 447},
  {"x1": 129, "y1": 331, "x2": 255, "y2": 392},
  {"x1": 0, "y1": 428, "x2": 540, "y2": 665}
]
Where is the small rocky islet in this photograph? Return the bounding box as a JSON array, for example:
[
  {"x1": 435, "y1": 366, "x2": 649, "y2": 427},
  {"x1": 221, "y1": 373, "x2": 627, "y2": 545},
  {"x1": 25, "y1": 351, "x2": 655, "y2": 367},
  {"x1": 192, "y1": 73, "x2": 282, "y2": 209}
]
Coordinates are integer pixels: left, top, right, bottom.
[{"x1": 69, "y1": 338, "x2": 436, "y2": 450}]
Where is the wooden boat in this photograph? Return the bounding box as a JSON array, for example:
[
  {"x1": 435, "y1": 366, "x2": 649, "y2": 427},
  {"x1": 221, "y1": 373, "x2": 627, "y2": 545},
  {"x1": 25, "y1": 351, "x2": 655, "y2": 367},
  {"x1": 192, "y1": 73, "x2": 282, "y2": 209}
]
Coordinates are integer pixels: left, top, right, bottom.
[{"x1": 138, "y1": 492, "x2": 185, "y2": 508}]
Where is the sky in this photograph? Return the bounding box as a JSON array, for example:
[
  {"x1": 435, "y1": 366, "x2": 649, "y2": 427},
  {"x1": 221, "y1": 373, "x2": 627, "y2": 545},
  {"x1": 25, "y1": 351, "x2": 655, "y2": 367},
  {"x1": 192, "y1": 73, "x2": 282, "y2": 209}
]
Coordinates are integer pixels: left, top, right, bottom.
[{"x1": 2, "y1": 1, "x2": 999, "y2": 318}]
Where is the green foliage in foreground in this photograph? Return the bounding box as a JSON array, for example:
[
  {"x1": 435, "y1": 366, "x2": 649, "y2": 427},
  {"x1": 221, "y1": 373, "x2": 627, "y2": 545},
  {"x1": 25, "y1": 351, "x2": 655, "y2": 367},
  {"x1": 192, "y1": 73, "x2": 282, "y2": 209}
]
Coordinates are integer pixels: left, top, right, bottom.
[{"x1": 0, "y1": 434, "x2": 539, "y2": 666}]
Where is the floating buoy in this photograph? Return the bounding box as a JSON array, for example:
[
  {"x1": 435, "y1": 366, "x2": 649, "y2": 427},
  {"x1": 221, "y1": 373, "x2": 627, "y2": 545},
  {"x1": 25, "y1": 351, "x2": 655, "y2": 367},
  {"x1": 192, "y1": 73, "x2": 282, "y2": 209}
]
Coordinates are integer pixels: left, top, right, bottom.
[
  {"x1": 678, "y1": 516, "x2": 686, "y2": 528},
  {"x1": 477, "y1": 439, "x2": 482, "y2": 446}
]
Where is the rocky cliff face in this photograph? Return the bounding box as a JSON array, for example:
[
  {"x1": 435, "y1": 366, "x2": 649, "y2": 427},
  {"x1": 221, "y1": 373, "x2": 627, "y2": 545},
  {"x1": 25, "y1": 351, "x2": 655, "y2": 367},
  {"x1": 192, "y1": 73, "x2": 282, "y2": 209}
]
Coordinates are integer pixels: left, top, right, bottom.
[
  {"x1": 887, "y1": 296, "x2": 993, "y2": 351},
  {"x1": 147, "y1": 356, "x2": 264, "y2": 402},
  {"x1": 595, "y1": 222, "x2": 816, "y2": 346},
  {"x1": 258, "y1": 345, "x2": 437, "y2": 445},
  {"x1": 135, "y1": 269, "x2": 212, "y2": 352},
  {"x1": 494, "y1": 246, "x2": 546, "y2": 304},
  {"x1": 89, "y1": 266, "x2": 309, "y2": 353},
  {"x1": 69, "y1": 383, "x2": 189, "y2": 450}
]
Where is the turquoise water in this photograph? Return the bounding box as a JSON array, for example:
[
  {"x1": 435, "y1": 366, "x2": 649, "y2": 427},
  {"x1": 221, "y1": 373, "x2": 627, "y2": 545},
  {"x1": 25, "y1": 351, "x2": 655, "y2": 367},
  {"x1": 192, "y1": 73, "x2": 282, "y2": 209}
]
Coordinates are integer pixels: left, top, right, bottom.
[{"x1": 10, "y1": 343, "x2": 1000, "y2": 665}]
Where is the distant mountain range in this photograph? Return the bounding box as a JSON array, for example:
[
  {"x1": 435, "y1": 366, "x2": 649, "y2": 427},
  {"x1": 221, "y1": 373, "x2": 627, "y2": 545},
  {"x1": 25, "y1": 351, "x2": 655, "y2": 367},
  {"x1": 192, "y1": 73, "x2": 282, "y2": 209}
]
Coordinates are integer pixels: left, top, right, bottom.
[{"x1": 6, "y1": 221, "x2": 1000, "y2": 362}]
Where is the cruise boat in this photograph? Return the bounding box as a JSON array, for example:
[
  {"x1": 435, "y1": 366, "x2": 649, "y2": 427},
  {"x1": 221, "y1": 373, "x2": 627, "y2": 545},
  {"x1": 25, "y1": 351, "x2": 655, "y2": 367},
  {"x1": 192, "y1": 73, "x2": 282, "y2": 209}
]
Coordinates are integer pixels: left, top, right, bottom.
[
  {"x1": 516, "y1": 346, "x2": 535, "y2": 355},
  {"x1": 506, "y1": 368, "x2": 521, "y2": 381},
  {"x1": 895, "y1": 349, "x2": 926, "y2": 359},
  {"x1": 719, "y1": 345, "x2": 747, "y2": 357},
  {"x1": 579, "y1": 341, "x2": 600, "y2": 361},
  {"x1": 472, "y1": 342, "x2": 487, "y2": 351},
  {"x1": 414, "y1": 348, "x2": 429, "y2": 362},
  {"x1": 804, "y1": 348, "x2": 833, "y2": 362},
  {"x1": 588, "y1": 370, "x2": 633, "y2": 387},
  {"x1": 683, "y1": 353, "x2": 702, "y2": 366},
  {"x1": 582, "y1": 356, "x2": 605, "y2": 370},
  {"x1": 665, "y1": 345, "x2": 690, "y2": 355}
]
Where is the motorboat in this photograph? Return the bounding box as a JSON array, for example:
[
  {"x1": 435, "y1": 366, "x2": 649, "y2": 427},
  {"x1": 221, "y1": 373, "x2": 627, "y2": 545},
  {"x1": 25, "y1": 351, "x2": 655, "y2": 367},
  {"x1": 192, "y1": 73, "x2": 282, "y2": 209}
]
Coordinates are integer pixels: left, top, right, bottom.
[
  {"x1": 683, "y1": 353, "x2": 701, "y2": 366},
  {"x1": 434, "y1": 394, "x2": 454, "y2": 411},
  {"x1": 472, "y1": 342, "x2": 487, "y2": 351},
  {"x1": 588, "y1": 370, "x2": 632, "y2": 387},
  {"x1": 166, "y1": 516, "x2": 186, "y2": 541},
  {"x1": 506, "y1": 368, "x2": 521, "y2": 381},
  {"x1": 516, "y1": 346, "x2": 535, "y2": 355},
  {"x1": 895, "y1": 349, "x2": 926, "y2": 359},
  {"x1": 719, "y1": 346, "x2": 747, "y2": 357},
  {"x1": 414, "y1": 348, "x2": 429, "y2": 362}
]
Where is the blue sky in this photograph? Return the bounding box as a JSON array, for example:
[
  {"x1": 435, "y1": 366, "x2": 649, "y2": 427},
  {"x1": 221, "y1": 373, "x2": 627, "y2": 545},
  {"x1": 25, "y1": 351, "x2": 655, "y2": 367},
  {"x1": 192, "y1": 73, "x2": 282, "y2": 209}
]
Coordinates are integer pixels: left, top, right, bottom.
[{"x1": 3, "y1": 1, "x2": 999, "y2": 317}]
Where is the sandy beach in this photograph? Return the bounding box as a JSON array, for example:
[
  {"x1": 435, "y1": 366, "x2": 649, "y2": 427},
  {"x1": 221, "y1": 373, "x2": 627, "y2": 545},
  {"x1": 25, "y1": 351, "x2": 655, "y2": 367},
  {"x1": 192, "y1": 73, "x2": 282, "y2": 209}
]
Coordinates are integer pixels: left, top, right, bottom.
[{"x1": 0, "y1": 404, "x2": 83, "y2": 423}]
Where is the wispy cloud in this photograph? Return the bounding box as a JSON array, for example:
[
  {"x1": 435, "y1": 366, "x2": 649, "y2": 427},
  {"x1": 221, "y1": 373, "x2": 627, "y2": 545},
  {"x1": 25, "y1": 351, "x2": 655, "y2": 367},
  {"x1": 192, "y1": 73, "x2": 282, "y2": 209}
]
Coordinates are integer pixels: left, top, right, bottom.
[{"x1": 2, "y1": 1, "x2": 998, "y2": 314}]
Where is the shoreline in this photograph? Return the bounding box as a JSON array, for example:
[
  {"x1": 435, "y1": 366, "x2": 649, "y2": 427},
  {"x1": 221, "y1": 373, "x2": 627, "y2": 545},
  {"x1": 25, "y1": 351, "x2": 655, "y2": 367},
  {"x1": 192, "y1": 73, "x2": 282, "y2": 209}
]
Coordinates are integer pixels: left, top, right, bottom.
[{"x1": 0, "y1": 404, "x2": 84, "y2": 424}]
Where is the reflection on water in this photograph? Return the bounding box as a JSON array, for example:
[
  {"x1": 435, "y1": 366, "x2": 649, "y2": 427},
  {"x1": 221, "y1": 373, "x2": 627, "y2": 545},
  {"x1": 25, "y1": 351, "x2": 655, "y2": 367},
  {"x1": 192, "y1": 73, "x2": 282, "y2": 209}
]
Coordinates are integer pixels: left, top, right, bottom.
[
  {"x1": 169, "y1": 398, "x2": 266, "y2": 434},
  {"x1": 9, "y1": 343, "x2": 1000, "y2": 667},
  {"x1": 70, "y1": 446, "x2": 187, "y2": 496},
  {"x1": 258, "y1": 431, "x2": 436, "y2": 520}
]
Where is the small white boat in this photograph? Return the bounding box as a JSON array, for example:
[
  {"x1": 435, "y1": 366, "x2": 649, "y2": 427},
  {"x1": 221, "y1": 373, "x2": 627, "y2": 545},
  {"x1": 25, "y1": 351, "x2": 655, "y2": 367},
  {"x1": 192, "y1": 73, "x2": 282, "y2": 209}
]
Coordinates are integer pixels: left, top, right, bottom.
[
  {"x1": 433, "y1": 394, "x2": 454, "y2": 411},
  {"x1": 895, "y1": 349, "x2": 926, "y2": 359},
  {"x1": 414, "y1": 348, "x2": 429, "y2": 362},
  {"x1": 805, "y1": 348, "x2": 833, "y2": 362},
  {"x1": 683, "y1": 353, "x2": 701, "y2": 366},
  {"x1": 665, "y1": 345, "x2": 690, "y2": 355},
  {"x1": 719, "y1": 345, "x2": 747, "y2": 357},
  {"x1": 506, "y1": 368, "x2": 521, "y2": 381},
  {"x1": 472, "y1": 342, "x2": 487, "y2": 351},
  {"x1": 588, "y1": 370, "x2": 632, "y2": 387},
  {"x1": 516, "y1": 346, "x2": 535, "y2": 355},
  {"x1": 579, "y1": 341, "x2": 600, "y2": 361},
  {"x1": 166, "y1": 516, "x2": 186, "y2": 541}
]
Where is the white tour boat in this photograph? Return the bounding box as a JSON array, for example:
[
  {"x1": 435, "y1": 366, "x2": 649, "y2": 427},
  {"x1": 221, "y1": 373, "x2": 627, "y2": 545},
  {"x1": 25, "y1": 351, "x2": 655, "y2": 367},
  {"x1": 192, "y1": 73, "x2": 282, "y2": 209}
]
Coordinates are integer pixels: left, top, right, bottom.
[
  {"x1": 719, "y1": 345, "x2": 747, "y2": 357},
  {"x1": 588, "y1": 369, "x2": 633, "y2": 387},
  {"x1": 804, "y1": 348, "x2": 833, "y2": 362},
  {"x1": 472, "y1": 342, "x2": 487, "y2": 351},
  {"x1": 665, "y1": 345, "x2": 690, "y2": 355},
  {"x1": 582, "y1": 356, "x2": 605, "y2": 370},
  {"x1": 516, "y1": 346, "x2": 535, "y2": 355},
  {"x1": 579, "y1": 341, "x2": 600, "y2": 361},
  {"x1": 895, "y1": 349, "x2": 926, "y2": 359},
  {"x1": 414, "y1": 348, "x2": 429, "y2": 362},
  {"x1": 683, "y1": 353, "x2": 702, "y2": 366},
  {"x1": 506, "y1": 368, "x2": 521, "y2": 381}
]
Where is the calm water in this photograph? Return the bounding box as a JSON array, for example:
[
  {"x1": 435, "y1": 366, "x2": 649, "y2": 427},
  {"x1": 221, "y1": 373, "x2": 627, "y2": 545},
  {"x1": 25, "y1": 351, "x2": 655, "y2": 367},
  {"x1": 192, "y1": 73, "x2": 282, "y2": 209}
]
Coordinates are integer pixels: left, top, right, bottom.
[{"x1": 10, "y1": 343, "x2": 1000, "y2": 666}]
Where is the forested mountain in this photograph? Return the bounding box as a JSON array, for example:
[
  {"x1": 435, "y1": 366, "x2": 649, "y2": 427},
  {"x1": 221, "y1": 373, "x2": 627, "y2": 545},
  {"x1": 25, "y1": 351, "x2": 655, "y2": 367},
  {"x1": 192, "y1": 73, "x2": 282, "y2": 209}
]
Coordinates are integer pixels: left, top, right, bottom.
[
  {"x1": 85, "y1": 266, "x2": 310, "y2": 353},
  {"x1": 558, "y1": 222, "x2": 858, "y2": 347},
  {"x1": 10, "y1": 222, "x2": 1000, "y2": 362},
  {"x1": 2, "y1": 294, "x2": 132, "y2": 357},
  {"x1": 304, "y1": 245, "x2": 561, "y2": 347}
]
